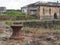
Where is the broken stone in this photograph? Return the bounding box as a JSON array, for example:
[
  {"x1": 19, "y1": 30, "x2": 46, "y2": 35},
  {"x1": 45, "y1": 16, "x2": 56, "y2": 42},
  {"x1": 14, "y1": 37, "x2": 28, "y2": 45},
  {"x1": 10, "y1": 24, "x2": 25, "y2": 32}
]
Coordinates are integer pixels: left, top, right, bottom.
[{"x1": 45, "y1": 36, "x2": 56, "y2": 42}]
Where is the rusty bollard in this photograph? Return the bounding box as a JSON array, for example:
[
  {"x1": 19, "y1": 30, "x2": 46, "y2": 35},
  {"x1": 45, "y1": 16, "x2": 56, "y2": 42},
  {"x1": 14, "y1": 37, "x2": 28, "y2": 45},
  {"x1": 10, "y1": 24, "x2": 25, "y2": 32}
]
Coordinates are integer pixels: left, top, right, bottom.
[{"x1": 10, "y1": 25, "x2": 24, "y2": 40}]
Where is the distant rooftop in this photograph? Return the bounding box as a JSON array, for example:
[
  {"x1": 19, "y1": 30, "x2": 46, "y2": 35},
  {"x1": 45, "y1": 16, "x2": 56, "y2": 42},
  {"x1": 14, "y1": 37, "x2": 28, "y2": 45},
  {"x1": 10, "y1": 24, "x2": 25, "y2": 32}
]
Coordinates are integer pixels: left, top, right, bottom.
[{"x1": 0, "y1": 7, "x2": 6, "y2": 11}]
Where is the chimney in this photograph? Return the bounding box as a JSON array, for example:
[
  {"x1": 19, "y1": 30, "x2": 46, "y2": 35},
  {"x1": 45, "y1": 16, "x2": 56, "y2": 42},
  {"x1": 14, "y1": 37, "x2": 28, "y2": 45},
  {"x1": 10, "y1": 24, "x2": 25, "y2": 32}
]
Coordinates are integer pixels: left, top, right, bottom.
[
  {"x1": 57, "y1": 1, "x2": 59, "y2": 7},
  {"x1": 57, "y1": 1, "x2": 59, "y2": 3}
]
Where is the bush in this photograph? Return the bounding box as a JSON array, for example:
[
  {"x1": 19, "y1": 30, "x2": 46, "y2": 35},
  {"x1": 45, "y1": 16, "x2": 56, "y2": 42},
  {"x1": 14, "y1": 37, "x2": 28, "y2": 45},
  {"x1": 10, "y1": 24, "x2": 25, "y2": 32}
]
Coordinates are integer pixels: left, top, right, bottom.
[
  {"x1": 0, "y1": 10, "x2": 37, "y2": 20},
  {"x1": 5, "y1": 21, "x2": 13, "y2": 25}
]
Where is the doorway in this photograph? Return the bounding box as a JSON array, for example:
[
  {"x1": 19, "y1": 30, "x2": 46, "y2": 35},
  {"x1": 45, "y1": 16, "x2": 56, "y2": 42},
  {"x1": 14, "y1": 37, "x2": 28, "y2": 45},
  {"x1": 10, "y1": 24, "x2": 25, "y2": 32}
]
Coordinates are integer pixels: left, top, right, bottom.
[{"x1": 54, "y1": 13, "x2": 57, "y2": 19}]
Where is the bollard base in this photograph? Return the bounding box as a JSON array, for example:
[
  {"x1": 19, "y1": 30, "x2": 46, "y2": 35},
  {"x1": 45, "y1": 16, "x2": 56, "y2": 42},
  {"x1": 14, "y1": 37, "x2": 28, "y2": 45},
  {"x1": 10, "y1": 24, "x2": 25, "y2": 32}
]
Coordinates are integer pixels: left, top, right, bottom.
[{"x1": 10, "y1": 25, "x2": 24, "y2": 40}]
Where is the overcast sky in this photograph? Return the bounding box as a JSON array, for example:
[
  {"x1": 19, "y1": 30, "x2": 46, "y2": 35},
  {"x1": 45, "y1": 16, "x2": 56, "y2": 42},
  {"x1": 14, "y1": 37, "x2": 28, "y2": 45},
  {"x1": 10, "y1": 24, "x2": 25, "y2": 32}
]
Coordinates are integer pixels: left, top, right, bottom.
[{"x1": 0, "y1": 0, "x2": 60, "y2": 9}]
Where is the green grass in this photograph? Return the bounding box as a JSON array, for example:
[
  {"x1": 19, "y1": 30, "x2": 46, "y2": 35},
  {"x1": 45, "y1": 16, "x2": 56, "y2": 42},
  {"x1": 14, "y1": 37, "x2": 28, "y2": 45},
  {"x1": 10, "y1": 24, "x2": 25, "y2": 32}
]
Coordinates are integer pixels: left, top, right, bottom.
[
  {"x1": 5, "y1": 21, "x2": 13, "y2": 26},
  {"x1": 54, "y1": 25, "x2": 60, "y2": 30}
]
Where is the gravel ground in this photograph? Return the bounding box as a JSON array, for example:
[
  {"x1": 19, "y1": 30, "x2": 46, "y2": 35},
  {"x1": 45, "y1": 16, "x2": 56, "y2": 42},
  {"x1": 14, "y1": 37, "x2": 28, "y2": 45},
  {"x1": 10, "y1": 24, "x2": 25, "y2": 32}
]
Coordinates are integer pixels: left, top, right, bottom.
[{"x1": 0, "y1": 24, "x2": 60, "y2": 45}]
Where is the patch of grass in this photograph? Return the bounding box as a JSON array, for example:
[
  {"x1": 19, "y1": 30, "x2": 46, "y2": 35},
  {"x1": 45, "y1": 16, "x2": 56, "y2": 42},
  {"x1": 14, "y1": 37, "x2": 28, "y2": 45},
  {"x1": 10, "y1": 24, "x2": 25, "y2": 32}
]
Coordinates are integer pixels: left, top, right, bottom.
[
  {"x1": 13, "y1": 22, "x2": 23, "y2": 24},
  {"x1": 5, "y1": 21, "x2": 13, "y2": 26},
  {"x1": 54, "y1": 25, "x2": 60, "y2": 30}
]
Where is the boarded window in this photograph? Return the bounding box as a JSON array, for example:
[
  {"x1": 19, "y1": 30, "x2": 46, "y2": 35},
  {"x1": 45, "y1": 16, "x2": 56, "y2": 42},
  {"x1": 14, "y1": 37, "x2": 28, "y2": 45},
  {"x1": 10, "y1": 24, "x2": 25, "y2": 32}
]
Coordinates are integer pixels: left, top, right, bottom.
[
  {"x1": 43, "y1": 8, "x2": 45, "y2": 15},
  {"x1": 49, "y1": 8, "x2": 51, "y2": 15}
]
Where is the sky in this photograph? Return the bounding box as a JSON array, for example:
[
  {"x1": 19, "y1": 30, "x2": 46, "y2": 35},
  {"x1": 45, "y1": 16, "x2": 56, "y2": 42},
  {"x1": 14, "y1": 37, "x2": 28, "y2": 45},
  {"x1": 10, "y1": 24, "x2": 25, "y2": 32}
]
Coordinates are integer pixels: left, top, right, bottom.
[{"x1": 0, "y1": 0, "x2": 60, "y2": 9}]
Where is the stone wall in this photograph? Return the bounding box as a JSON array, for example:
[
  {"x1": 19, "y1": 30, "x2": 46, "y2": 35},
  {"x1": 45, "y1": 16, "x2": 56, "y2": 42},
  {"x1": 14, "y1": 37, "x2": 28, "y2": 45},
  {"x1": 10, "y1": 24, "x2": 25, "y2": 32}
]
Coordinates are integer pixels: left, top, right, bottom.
[{"x1": 39, "y1": 6, "x2": 60, "y2": 19}]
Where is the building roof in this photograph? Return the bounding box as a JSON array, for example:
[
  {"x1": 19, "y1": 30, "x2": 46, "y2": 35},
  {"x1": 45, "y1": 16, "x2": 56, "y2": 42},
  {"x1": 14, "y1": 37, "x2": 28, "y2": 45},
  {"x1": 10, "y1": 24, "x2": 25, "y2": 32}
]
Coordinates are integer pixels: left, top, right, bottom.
[
  {"x1": 27, "y1": 1, "x2": 60, "y2": 7},
  {"x1": 21, "y1": 6, "x2": 27, "y2": 8},
  {"x1": 0, "y1": 7, "x2": 6, "y2": 11}
]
